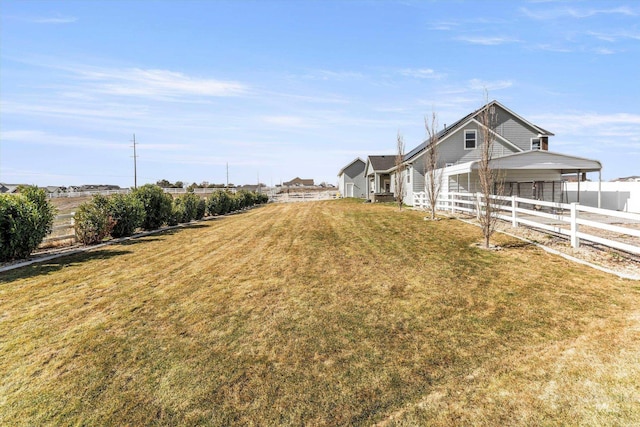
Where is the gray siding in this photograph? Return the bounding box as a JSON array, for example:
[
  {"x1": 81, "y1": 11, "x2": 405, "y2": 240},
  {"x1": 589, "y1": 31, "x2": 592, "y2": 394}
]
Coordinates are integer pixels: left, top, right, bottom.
[
  {"x1": 412, "y1": 160, "x2": 426, "y2": 193},
  {"x1": 491, "y1": 105, "x2": 541, "y2": 152},
  {"x1": 437, "y1": 125, "x2": 520, "y2": 167},
  {"x1": 340, "y1": 160, "x2": 366, "y2": 198}
]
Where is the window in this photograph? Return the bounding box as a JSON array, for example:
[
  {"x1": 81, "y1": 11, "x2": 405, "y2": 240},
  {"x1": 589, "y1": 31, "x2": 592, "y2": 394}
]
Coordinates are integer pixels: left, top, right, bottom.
[
  {"x1": 464, "y1": 129, "x2": 477, "y2": 149},
  {"x1": 531, "y1": 138, "x2": 541, "y2": 150}
]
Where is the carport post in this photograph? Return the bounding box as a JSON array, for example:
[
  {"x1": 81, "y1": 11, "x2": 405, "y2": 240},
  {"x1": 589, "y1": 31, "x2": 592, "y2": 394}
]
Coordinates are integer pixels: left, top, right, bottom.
[{"x1": 598, "y1": 170, "x2": 602, "y2": 208}]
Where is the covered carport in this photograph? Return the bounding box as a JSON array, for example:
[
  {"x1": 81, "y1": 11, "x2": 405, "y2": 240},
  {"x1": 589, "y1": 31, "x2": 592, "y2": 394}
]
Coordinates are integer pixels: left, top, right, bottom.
[{"x1": 442, "y1": 150, "x2": 603, "y2": 207}]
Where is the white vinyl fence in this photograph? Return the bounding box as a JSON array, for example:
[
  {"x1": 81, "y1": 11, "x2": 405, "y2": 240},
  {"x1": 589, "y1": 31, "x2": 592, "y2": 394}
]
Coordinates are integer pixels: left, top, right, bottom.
[
  {"x1": 414, "y1": 191, "x2": 640, "y2": 255},
  {"x1": 48, "y1": 189, "x2": 131, "y2": 198},
  {"x1": 42, "y1": 212, "x2": 76, "y2": 245},
  {"x1": 564, "y1": 181, "x2": 640, "y2": 213},
  {"x1": 271, "y1": 191, "x2": 339, "y2": 203}
]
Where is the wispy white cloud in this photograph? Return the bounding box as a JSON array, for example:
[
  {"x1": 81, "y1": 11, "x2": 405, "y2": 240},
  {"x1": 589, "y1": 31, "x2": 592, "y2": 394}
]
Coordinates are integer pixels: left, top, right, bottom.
[
  {"x1": 429, "y1": 21, "x2": 458, "y2": 31},
  {"x1": 298, "y1": 69, "x2": 365, "y2": 81},
  {"x1": 521, "y1": 6, "x2": 638, "y2": 21},
  {"x1": 455, "y1": 35, "x2": 519, "y2": 45},
  {"x1": 1, "y1": 130, "x2": 127, "y2": 150},
  {"x1": 533, "y1": 44, "x2": 573, "y2": 53},
  {"x1": 398, "y1": 68, "x2": 445, "y2": 79},
  {"x1": 536, "y1": 112, "x2": 640, "y2": 127},
  {"x1": 529, "y1": 113, "x2": 640, "y2": 143},
  {"x1": 593, "y1": 47, "x2": 616, "y2": 55},
  {"x1": 261, "y1": 115, "x2": 317, "y2": 128},
  {"x1": 10, "y1": 14, "x2": 78, "y2": 24},
  {"x1": 468, "y1": 79, "x2": 513, "y2": 91},
  {"x1": 587, "y1": 30, "x2": 640, "y2": 42},
  {"x1": 76, "y1": 67, "x2": 248, "y2": 98}
]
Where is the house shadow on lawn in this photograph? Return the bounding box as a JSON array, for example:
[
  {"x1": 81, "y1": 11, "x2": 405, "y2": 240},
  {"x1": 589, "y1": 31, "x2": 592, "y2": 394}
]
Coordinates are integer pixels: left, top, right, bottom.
[{"x1": 0, "y1": 249, "x2": 132, "y2": 283}]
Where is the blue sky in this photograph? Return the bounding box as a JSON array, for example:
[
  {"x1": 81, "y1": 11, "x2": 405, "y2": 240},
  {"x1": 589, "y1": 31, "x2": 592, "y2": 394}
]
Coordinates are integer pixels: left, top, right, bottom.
[{"x1": 1, "y1": 0, "x2": 639, "y2": 187}]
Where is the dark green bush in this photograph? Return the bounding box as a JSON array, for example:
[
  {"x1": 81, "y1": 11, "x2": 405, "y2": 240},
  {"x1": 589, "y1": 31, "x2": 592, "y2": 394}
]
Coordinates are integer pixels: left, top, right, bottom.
[
  {"x1": 195, "y1": 198, "x2": 206, "y2": 220},
  {"x1": 108, "y1": 193, "x2": 145, "y2": 238},
  {"x1": 178, "y1": 193, "x2": 200, "y2": 222},
  {"x1": 74, "y1": 195, "x2": 115, "y2": 245},
  {"x1": 206, "y1": 191, "x2": 231, "y2": 216},
  {"x1": 22, "y1": 186, "x2": 56, "y2": 239},
  {"x1": 167, "y1": 201, "x2": 184, "y2": 226},
  {"x1": 0, "y1": 187, "x2": 56, "y2": 261},
  {"x1": 133, "y1": 184, "x2": 172, "y2": 230}
]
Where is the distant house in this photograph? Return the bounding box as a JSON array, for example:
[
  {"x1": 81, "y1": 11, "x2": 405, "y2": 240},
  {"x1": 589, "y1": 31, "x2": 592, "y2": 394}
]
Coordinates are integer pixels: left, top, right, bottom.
[
  {"x1": 612, "y1": 176, "x2": 640, "y2": 183},
  {"x1": 0, "y1": 183, "x2": 21, "y2": 194},
  {"x1": 364, "y1": 155, "x2": 396, "y2": 201},
  {"x1": 337, "y1": 157, "x2": 366, "y2": 198},
  {"x1": 45, "y1": 186, "x2": 65, "y2": 195},
  {"x1": 283, "y1": 177, "x2": 315, "y2": 187},
  {"x1": 237, "y1": 184, "x2": 266, "y2": 192}
]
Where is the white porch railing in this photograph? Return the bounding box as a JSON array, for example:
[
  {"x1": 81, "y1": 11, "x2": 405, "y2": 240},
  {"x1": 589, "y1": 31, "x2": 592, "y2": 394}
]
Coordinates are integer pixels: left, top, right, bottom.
[{"x1": 414, "y1": 191, "x2": 640, "y2": 255}]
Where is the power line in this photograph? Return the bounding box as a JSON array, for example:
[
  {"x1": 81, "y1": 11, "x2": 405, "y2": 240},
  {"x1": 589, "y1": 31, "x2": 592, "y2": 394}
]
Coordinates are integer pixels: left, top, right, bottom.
[{"x1": 131, "y1": 134, "x2": 138, "y2": 190}]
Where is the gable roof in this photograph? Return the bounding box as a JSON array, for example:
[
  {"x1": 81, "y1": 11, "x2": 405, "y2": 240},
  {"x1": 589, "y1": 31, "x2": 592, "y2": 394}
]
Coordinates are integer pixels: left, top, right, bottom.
[
  {"x1": 404, "y1": 100, "x2": 554, "y2": 163},
  {"x1": 337, "y1": 157, "x2": 365, "y2": 176},
  {"x1": 366, "y1": 155, "x2": 396, "y2": 173}
]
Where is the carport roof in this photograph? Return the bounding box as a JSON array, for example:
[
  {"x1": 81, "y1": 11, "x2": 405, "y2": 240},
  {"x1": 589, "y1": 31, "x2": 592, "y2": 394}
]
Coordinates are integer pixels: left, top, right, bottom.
[{"x1": 446, "y1": 150, "x2": 602, "y2": 175}]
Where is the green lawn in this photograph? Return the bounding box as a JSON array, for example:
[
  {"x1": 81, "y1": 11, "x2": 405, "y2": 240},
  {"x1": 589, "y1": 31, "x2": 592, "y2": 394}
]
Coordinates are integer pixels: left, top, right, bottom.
[{"x1": 1, "y1": 199, "x2": 638, "y2": 425}]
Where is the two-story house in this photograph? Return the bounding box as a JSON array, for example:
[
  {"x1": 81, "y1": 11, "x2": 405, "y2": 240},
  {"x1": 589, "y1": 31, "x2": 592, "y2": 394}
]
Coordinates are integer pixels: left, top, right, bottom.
[{"x1": 396, "y1": 100, "x2": 602, "y2": 206}]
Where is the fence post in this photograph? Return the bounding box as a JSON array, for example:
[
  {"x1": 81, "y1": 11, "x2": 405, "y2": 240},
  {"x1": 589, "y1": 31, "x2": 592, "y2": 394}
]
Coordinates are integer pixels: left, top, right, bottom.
[
  {"x1": 450, "y1": 193, "x2": 454, "y2": 213},
  {"x1": 476, "y1": 193, "x2": 482, "y2": 220},
  {"x1": 570, "y1": 202, "x2": 580, "y2": 248},
  {"x1": 511, "y1": 195, "x2": 518, "y2": 227}
]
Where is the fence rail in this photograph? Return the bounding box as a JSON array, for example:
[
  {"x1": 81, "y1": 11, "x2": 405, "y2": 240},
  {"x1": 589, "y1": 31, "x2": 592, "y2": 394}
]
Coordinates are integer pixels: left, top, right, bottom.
[
  {"x1": 42, "y1": 212, "x2": 76, "y2": 245},
  {"x1": 270, "y1": 191, "x2": 339, "y2": 203},
  {"x1": 414, "y1": 191, "x2": 640, "y2": 255},
  {"x1": 48, "y1": 189, "x2": 131, "y2": 198}
]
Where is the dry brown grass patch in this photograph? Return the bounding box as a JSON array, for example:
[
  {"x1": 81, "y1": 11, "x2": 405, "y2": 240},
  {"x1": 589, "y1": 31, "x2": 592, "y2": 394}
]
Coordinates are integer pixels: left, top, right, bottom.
[{"x1": 1, "y1": 199, "x2": 638, "y2": 425}]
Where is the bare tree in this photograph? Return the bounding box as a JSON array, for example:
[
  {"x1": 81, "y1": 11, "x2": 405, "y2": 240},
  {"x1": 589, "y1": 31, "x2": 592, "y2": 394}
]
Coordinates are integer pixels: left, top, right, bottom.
[
  {"x1": 424, "y1": 111, "x2": 442, "y2": 220},
  {"x1": 477, "y1": 94, "x2": 505, "y2": 248},
  {"x1": 394, "y1": 132, "x2": 406, "y2": 211}
]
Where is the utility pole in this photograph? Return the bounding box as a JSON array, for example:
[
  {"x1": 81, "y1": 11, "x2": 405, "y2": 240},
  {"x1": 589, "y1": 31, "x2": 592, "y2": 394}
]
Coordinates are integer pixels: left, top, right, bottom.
[
  {"x1": 226, "y1": 162, "x2": 229, "y2": 189},
  {"x1": 131, "y1": 134, "x2": 138, "y2": 189}
]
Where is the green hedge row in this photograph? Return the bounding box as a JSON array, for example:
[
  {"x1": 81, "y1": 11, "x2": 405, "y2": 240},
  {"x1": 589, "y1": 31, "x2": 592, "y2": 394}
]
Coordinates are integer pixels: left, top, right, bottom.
[
  {"x1": 73, "y1": 185, "x2": 269, "y2": 245},
  {"x1": 0, "y1": 187, "x2": 56, "y2": 261}
]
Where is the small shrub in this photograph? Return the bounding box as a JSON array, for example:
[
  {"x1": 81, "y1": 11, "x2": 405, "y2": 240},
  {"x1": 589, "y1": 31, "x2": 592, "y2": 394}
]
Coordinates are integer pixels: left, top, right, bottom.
[
  {"x1": 108, "y1": 193, "x2": 145, "y2": 238},
  {"x1": 74, "y1": 195, "x2": 115, "y2": 245},
  {"x1": 133, "y1": 184, "x2": 172, "y2": 230}
]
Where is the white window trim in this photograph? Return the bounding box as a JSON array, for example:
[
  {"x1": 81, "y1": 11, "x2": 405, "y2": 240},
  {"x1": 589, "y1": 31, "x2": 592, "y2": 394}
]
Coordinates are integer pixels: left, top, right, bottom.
[
  {"x1": 464, "y1": 129, "x2": 477, "y2": 150},
  {"x1": 531, "y1": 137, "x2": 541, "y2": 150}
]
